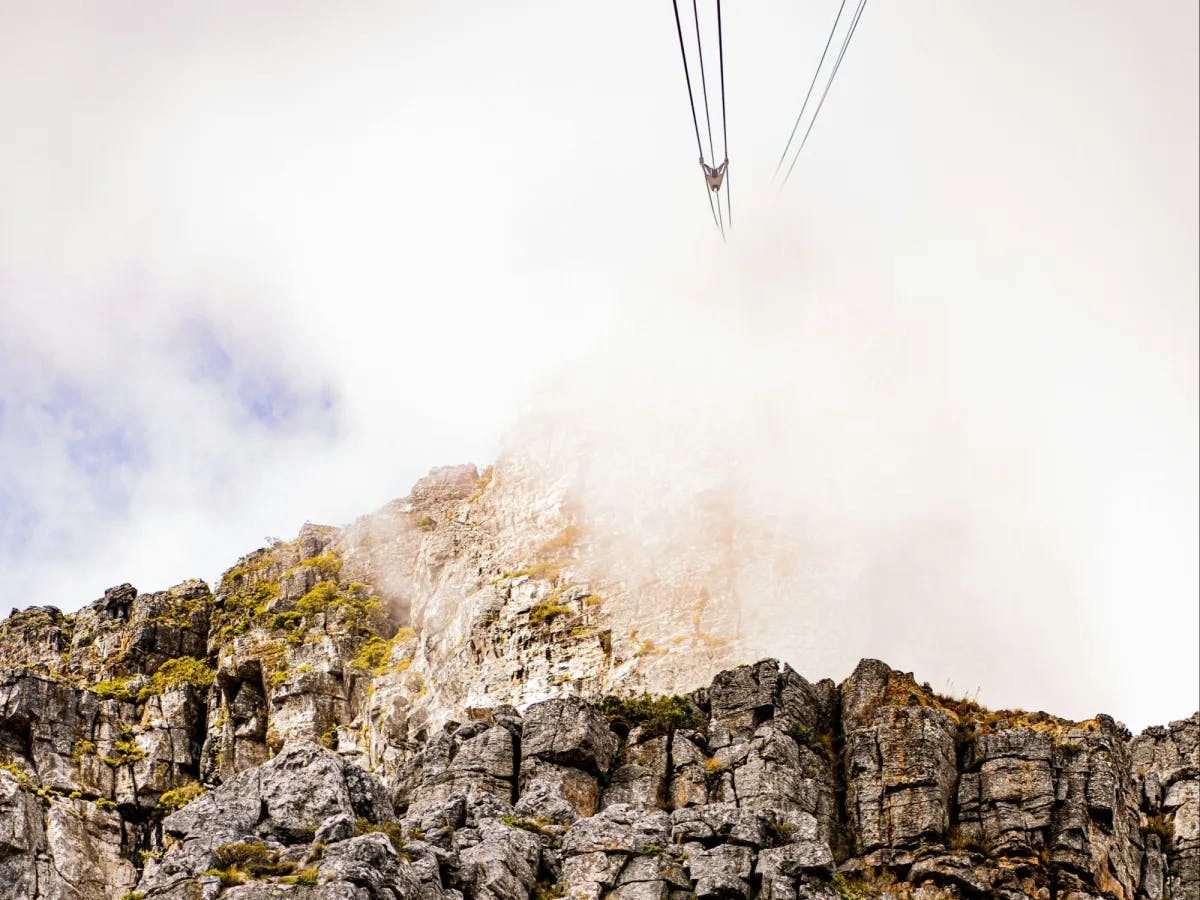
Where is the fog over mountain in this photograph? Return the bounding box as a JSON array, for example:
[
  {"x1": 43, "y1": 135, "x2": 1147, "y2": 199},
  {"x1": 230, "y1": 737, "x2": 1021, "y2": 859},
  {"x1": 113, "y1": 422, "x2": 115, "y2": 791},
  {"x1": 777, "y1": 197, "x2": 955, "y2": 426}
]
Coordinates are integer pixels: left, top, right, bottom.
[{"x1": 1, "y1": 0, "x2": 1195, "y2": 731}]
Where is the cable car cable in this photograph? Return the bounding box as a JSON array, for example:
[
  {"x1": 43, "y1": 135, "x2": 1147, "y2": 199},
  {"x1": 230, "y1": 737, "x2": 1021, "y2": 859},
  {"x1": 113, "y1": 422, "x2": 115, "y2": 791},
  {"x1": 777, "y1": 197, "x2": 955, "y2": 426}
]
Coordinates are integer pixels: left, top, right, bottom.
[
  {"x1": 706, "y1": 185, "x2": 724, "y2": 239},
  {"x1": 781, "y1": 0, "x2": 868, "y2": 187},
  {"x1": 671, "y1": 0, "x2": 707, "y2": 165},
  {"x1": 691, "y1": 0, "x2": 719, "y2": 168},
  {"x1": 671, "y1": 0, "x2": 723, "y2": 232},
  {"x1": 691, "y1": 0, "x2": 724, "y2": 233},
  {"x1": 716, "y1": 0, "x2": 730, "y2": 228},
  {"x1": 773, "y1": 0, "x2": 848, "y2": 182}
]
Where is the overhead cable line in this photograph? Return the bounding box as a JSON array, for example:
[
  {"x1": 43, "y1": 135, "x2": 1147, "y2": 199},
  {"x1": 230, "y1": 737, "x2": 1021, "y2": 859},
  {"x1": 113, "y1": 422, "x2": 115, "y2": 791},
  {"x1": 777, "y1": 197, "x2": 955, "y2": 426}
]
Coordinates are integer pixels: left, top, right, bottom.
[
  {"x1": 780, "y1": 0, "x2": 869, "y2": 188},
  {"x1": 671, "y1": 0, "x2": 706, "y2": 164},
  {"x1": 671, "y1": 0, "x2": 723, "y2": 232},
  {"x1": 692, "y1": 0, "x2": 719, "y2": 167},
  {"x1": 716, "y1": 0, "x2": 730, "y2": 228},
  {"x1": 691, "y1": 0, "x2": 725, "y2": 236},
  {"x1": 773, "y1": 0, "x2": 848, "y2": 182}
]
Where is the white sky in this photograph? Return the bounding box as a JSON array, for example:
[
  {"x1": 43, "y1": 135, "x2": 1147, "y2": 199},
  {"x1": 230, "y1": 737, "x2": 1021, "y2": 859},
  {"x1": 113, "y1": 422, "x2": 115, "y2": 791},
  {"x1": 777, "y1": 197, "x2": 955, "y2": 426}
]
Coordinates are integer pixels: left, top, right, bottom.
[{"x1": 0, "y1": 1, "x2": 1196, "y2": 729}]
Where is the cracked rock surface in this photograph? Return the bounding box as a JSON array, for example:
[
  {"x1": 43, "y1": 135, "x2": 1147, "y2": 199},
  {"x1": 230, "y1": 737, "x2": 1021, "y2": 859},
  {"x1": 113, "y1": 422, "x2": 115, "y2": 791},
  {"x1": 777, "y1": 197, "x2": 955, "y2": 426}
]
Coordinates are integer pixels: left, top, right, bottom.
[{"x1": 0, "y1": 464, "x2": 1195, "y2": 899}]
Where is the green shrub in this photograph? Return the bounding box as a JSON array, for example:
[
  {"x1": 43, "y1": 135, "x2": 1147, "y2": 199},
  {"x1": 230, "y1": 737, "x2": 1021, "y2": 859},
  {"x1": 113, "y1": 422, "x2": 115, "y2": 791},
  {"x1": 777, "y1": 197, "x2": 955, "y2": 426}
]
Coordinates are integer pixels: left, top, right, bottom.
[
  {"x1": 350, "y1": 635, "x2": 394, "y2": 674},
  {"x1": 331, "y1": 592, "x2": 387, "y2": 640},
  {"x1": 320, "y1": 725, "x2": 338, "y2": 750},
  {"x1": 72, "y1": 739, "x2": 97, "y2": 761},
  {"x1": 157, "y1": 781, "x2": 207, "y2": 812},
  {"x1": 0, "y1": 762, "x2": 35, "y2": 790},
  {"x1": 36, "y1": 785, "x2": 65, "y2": 803},
  {"x1": 538, "y1": 525, "x2": 583, "y2": 556},
  {"x1": 501, "y1": 816, "x2": 562, "y2": 849},
  {"x1": 137, "y1": 657, "x2": 216, "y2": 701},
  {"x1": 703, "y1": 758, "x2": 726, "y2": 789},
  {"x1": 268, "y1": 611, "x2": 303, "y2": 632},
  {"x1": 203, "y1": 867, "x2": 247, "y2": 887},
  {"x1": 529, "y1": 599, "x2": 571, "y2": 626},
  {"x1": 598, "y1": 693, "x2": 702, "y2": 738},
  {"x1": 299, "y1": 552, "x2": 342, "y2": 579},
  {"x1": 212, "y1": 578, "x2": 281, "y2": 644},
  {"x1": 629, "y1": 629, "x2": 668, "y2": 658},
  {"x1": 765, "y1": 819, "x2": 794, "y2": 845},
  {"x1": 296, "y1": 581, "x2": 339, "y2": 616},
  {"x1": 833, "y1": 874, "x2": 870, "y2": 900},
  {"x1": 354, "y1": 818, "x2": 408, "y2": 856},
  {"x1": 947, "y1": 826, "x2": 989, "y2": 853},
  {"x1": 101, "y1": 739, "x2": 145, "y2": 768},
  {"x1": 1145, "y1": 813, "x2": 1174, "y2": 841},
  {"x1": 281, "y1": 868, "x2": 319, "y2": 885},
  {"x1": 501, "y1": 815, "x2": 557, "y2": 836},
  {"x1": 212, "y1": 840, "x2": 296, "y2": 877},
  {"x1": 92, "y1": 679, "x2": 134, "y2": 703}
]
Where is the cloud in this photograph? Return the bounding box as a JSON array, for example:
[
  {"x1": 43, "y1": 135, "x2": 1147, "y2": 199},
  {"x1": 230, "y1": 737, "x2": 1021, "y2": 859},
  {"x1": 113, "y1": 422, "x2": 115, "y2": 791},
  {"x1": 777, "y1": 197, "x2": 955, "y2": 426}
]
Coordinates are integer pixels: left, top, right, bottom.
[
  {"x1": 0, "y1": 0, "x2": 1195, "y2": 731},
  {"x1": 513, "y1": 233, "x2": 1111, "y2": 722}
]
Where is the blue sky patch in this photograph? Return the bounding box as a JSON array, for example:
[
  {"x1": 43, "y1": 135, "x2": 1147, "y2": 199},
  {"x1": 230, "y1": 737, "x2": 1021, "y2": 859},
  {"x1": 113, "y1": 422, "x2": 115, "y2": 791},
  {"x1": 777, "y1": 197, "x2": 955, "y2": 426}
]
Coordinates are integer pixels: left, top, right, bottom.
[
  {"x1": 177, "y1": 318, "x2": 234, "y2": 384},
  {"x1": 0, "y1": 479, "x2": 38, "y2": 556},
  {"x1": 174, "y1": 317, "x2": 340, "y2": 437}
]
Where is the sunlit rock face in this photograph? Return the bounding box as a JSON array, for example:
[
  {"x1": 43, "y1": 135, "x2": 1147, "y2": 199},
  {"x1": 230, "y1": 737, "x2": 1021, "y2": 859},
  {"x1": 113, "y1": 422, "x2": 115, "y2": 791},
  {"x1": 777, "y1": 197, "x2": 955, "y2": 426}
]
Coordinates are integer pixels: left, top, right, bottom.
[
  {"x1": 330, "y1": 454, "x2": 746, "y2": 743},
  {"x1": 0, "y1": 462, "x2": 1195, "y2": 900}
]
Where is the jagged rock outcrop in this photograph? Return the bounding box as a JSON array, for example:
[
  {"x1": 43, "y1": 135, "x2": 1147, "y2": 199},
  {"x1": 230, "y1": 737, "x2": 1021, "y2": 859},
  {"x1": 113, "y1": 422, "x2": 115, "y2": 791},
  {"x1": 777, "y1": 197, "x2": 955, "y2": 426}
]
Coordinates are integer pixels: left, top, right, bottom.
[
  {"x1": 3, "y1": 652, "x2": 1196, "y2": 899},
  {"x1": 132, "y1": 741, "x2": 424, "y2": 900},
  {"x1": 0, "y1": 463, "x2": 1196, "y2": 899},
  {"x1": 1131, "y1": 715, "x2": 1200, "y2": 900}
]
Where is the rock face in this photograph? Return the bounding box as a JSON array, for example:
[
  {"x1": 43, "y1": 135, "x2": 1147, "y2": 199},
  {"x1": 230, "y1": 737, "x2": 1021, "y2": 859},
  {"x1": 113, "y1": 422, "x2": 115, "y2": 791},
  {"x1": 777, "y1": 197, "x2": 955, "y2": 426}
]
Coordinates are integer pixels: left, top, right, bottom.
[{"x1": 0, "y1": 462, "x2": 1196, "y2": 900}]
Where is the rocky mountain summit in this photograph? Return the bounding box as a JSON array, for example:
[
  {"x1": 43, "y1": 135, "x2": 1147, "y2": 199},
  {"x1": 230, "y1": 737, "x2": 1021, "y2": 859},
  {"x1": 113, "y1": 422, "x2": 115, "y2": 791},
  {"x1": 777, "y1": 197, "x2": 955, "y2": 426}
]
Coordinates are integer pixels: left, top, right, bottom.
[{"x1": 0, "y1": 463, "x2": 1196, "y2": 900}]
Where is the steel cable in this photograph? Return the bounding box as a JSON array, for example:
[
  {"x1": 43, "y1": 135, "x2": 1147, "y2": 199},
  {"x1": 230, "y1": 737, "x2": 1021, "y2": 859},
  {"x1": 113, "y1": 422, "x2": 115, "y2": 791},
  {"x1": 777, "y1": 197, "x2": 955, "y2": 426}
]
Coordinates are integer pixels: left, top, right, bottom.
[
  {"x1": 716, "y1": 0, "x2": 730, "y2": 228},
  {"x1": 671, "y1": 0, "x2": 706, "y2": 160},
  {"x1": 691, "y1": 0, "x2": 724, "y2": 233},
  {"x1": 781, "y1": 0, "x2": 868, "y2": 187},
  {"x1": 773, "y1": 0, "x2": 849, "y2": 181},
  {"x1": 671, "y1": 0, "x2": 722, "y2": 231}
]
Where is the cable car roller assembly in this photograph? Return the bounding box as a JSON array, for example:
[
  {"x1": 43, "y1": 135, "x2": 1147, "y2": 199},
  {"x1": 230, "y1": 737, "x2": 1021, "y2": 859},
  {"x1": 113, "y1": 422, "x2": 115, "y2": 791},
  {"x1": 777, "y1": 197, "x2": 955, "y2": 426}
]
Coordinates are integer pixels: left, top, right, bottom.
[{"x1": 668, "y1": 0, "x2": 869, "y2": 235}]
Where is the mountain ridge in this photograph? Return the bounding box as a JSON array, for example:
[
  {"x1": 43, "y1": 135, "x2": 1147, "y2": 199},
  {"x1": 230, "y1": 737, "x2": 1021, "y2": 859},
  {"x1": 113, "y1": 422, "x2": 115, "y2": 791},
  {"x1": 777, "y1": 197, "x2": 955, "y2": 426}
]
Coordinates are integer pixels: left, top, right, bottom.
[{"x1": 0, "y1": 461, "x2": 1195, "y2": 899}]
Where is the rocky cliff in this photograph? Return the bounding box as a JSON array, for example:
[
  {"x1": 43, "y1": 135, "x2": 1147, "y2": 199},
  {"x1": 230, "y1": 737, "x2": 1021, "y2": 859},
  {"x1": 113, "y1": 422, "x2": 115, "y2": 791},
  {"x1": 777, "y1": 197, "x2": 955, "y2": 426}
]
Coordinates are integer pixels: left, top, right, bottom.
[{"x1": 0, "y1": 463, "x2": 1196, "y2": 900}]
